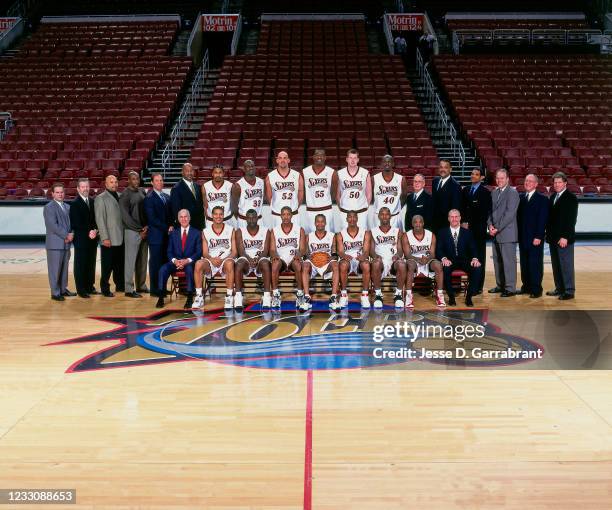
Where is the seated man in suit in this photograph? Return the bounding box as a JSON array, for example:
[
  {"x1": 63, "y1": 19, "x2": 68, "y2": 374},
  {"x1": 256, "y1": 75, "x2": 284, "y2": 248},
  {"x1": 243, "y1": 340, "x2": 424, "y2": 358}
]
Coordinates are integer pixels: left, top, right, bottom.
[
  {"x1": 156, "y1": 209, "x2": 202, "y2": 309},
  {"x1": 436, "y1": 209, "x2": 482, "y2": 307}
]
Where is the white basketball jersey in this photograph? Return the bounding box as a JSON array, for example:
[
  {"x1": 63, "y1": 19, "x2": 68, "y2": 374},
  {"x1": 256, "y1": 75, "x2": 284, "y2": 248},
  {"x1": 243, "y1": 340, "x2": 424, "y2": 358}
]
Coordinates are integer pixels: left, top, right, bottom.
[
  {"x1": 340, "y1": 228, "x2": 365, "y2": 258},
  {"x1": 303, "y1": 165, "x2": 334, "y2": 208},
  {"x1": 373, "y1": 172, "x2": 403, "y2": 216},
  {"x1": 308, "y1": 231, "x2": 334, "y2": 255},
  {"x1": 240, "y1": 226, "x2": 267, "y2": 258},
  {"x1": 371, "y1": 226, "x2": 400, "y2": 259},
  {"x1": 273, "y1": 223, "x2": 301, "y2": 262},
  {"x1": 204, "y1": 180, "x2": 233, "y2": 218},
  {"x1": 268, "y1": 168, "x2": 300, "y2": 214},
  {"x1": 203, "y1": 224, "x2": 233, "y2": 258},
  {"x1": 407, "y1": 229, "x2": 433, "y2": 257},
  {"x1": 237, "y1": 176, "x2": 264, "y2": 217},
  {"x1": 337, "y1": 166, "x2": 369, "y2": 210}
]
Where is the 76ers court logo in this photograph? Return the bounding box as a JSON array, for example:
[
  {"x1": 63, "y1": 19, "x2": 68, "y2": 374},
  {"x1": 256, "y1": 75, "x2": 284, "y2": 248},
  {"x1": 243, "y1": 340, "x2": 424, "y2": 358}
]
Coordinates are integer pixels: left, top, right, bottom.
[{"x1": 46, "y1": 305, "x2": 544, "y2": 372}]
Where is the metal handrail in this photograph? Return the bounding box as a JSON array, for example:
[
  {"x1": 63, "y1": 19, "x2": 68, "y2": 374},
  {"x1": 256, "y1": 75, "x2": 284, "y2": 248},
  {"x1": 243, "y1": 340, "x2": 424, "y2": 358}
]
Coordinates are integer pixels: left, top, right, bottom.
[
  {"x1": 416, "y1": 50, "x2": 465, "y2": 169},
  {"x1": 161, "y1": 49, "x2": 209, "y2": 175}
]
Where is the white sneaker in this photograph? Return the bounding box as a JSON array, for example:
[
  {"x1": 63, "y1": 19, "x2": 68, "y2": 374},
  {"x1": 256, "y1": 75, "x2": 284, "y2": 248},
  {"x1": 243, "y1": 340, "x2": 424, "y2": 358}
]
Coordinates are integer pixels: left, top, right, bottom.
[
  {"x1": 192, "y1": 294, "x2": 204, "y2": 309},
  {"x1": 234, "y1": 292, "x2": 243, "y2": 312},
  {"x1": 262, "y1": 293, "x2": 271, "y2": 309},
  {"x1": 329, "y1": 295, "x2": 339, "y2": 311},
  {"x1": 435, "y1": 291, "x2": 446, "y2": 307},
  {"x1": 224, "y1": 294, "x2": 234, "y2": 310},
  {"x1": 394, "y1": 292, "x2": 404, "y2": 308},
  {"x1": 299, "y1": 295, "x2": 312, "y2": 312},
  {"x1": 373, "y1": 293, "x2": 383, "y2": 309},
  {"x1": 271, "y1": 291, "x2": 281, "y2": 309},
  {"x1": 339, "y1": 293, "x2": 349, "y2": 308},
  {"x1": 360, "y1": 293, "x2": 371, "y2": 309},
  {"x1": 404, "y1": 292, "x2": 414, "y2": 309}
]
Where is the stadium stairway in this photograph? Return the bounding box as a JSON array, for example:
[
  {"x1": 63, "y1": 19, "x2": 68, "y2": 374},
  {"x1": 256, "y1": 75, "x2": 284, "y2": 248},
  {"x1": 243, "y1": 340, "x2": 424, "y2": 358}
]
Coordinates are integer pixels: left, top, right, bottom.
[
  {"x1": 407, "y1": 67, "x2": 480, "y2": 182},
  {"x1": 171, "y1": 28, "x2": 192, "y2": 56}
]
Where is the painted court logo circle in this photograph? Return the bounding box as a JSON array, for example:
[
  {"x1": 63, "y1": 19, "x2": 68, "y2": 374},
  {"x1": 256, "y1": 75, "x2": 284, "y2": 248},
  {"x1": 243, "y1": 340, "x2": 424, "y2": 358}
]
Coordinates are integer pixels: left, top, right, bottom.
[{"x1": 46, "y1": 302, "x2": 544, "y2": 372}]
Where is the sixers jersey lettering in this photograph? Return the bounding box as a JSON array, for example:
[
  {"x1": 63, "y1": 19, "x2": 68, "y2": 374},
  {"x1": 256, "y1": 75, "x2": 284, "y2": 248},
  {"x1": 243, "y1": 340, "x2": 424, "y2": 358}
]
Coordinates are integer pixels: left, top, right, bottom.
[
  {"x1": 308, "y1": 231, "x2": 334, "y2": 255},
  {"x1": 373, "y1": 172, "x2": 403, "y2": 216},
  {"x1": 303, "y1": 165, "x2": 334, "y2": 207},
  {"x1": 340, "y1": 228, "x2": 365, "y2": 258},
  {"x1": 268, "y1": 168, "x2": 300, "y2": 214},
  {"x1": 407, "y1": 229, "x2": 433, "y2": 258},
  {"x1": 204, "y1": 180, "x2": 233, "y2": 218},
  {"x1": 337, "y1": 166, "x2": 369, "y2": 210},
  {"x1": 240, "y1": 226, "x2": 267, "y2": 258},
  {"x1": 273, "y1": 223, "x2": 301, "y2": 263},
  {"x1": 371, "y1": 226, "x2": 399, "y2": 259},
  {"x1": 203, "y1": 224, "x2": 233, "y2": 258},
  {"x1": 237, "y1": 177, "x2": 264, "y2": 217}
]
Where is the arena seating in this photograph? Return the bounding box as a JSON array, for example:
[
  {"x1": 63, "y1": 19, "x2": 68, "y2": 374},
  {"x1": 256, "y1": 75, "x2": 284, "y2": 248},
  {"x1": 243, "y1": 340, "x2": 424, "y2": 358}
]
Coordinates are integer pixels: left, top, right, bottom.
[
  {"x1": 0, "y1": 21, "x2": 192, "y2": 199},
  {"x1": 447, "y1": 19, "x2": 588, "y2": 31},
  {"x1": 190, "y1": 20, "x2": 437, "y2": 188},
  {"x1": 433, "y1": 55, "x2": 612, "y2": 195}
]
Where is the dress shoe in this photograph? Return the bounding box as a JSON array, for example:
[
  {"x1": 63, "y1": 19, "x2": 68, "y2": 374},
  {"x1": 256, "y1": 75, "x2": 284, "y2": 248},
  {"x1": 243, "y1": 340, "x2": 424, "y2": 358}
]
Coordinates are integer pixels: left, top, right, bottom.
[
  {"x1": 89, "y1": 288, "x2": 100, "y2": 295},
  {"x1": 102, "y1": 291, "x2": 115, "y2": 298},
  {"x1": 488, "y1": 287, "x2": 502, "y2": 294},
  {"x1": 155, "y1": 296, "x2": 165, "y2": 308},
  {"x1": 184, "y1": 295, "x2": 194, "y2": 309},
  {"x1": 529, "y1": 292, "x2": 542, "y2": 298},
  {"x1": 51, "y1": 295, "x2": 65, "y2": 301},
  {"x1": 448, "y1": 295, "x2": 456, "y2": 306},
  {"x1": 546, "y1": 289, "x2": 562, "y2": 296},
  {"x1": 465, "y1": 295, "x2": 474, "y2": 307},
  {"x1": 78, "y1": 293, "x2": 91, "y2": 299},
  {"x1": 559, "y1": 293, "x2": 575, "y2": 300},
  {"x1": 515, "y1": 289, "x2": 527, "y2": 295},
  {"x1": 137, "y1": 286, "x2": 149, "y2": 294},
  {"x1": 62, "y1": 290, "x2": 77, "y2": 297},
  {"x1": 500, "y1": 291, "x2": 516, "y2": 297},
  {"x1": 125, "y1": 291, "x2": 142, "y2": 298}
]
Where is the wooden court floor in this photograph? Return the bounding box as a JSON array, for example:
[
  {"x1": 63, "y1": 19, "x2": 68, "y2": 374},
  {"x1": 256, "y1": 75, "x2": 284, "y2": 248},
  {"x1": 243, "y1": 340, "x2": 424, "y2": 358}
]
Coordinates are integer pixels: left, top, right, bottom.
[{"x1": 1, "y1": 243, "x2": 612, "y2": 509}]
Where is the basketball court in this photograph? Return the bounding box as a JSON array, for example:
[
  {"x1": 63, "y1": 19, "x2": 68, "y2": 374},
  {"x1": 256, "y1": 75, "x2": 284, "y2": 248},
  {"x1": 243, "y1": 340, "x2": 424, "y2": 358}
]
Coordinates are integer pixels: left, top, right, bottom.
[{"x1": 1, "y1": 242, "x2": 611, "y2": 508}]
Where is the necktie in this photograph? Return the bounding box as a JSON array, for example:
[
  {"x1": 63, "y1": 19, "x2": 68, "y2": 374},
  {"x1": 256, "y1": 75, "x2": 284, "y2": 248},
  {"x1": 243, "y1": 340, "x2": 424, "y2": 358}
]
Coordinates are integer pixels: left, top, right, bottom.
[
  {"x1": 526, "y1": 192, "x2": 531, "y2": 202},
  {"x1": 181, "y1": 229, "x2": 187, "y2": 251},
  {"x1": 471, "y1": 186, "x2": 476, "y2": 197},
  {"x1": 159, "y1": 192, "x2": 166, "y2": 204},
  {"x1": 189, "y1": 182, "x2": 196, "y2": 197},
  {"x1": 553, "y1": 193, "x2": 559, "y2": 205},
  {"x1": 452, "y1": 230, "x2": 458, "y2": 257},
  {"x1": 438, "y1": 179, "x2": 443, "y2": 191}
]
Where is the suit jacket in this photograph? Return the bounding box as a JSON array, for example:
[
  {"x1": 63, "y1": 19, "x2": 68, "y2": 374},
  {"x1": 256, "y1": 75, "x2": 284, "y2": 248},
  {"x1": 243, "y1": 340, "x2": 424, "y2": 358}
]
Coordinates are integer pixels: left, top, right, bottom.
[
  {"x1": 487, "y1": 186, "x2": 519, "y2": 243},
  {"x1": 167, "y1": 226, "x2": 202, "y2": 262},
  {"x1": 546, "y1": 190, "x2": 578, "y2": 244},
  {"x1": 517, "y1": 191, "x2": 548, "y2": 248},
  {"x1": 44, "y1": 200, "x2": 71, "y2": 250},
  {"x1": 70, "y1": 195, "x2": 97, "y2": 243},
  {"x1": 461, "y1": 184, "x2": 492, "y2": 240},
  {"x1": 405, "y1": 190, "x2": 433, "y2": 230},
  {"x1": 170, "y1": 179, "x2": 205, "y2": 230},
  {"x1": 144, "y1": 190, "x2": 173, "y2": 245},
  {"x1": 436, "y1": 226, "x2": 479, "y2": 264},
  {"x1": 432, "y1": 176, "x2": 462, "y2": 230},
  {"x1": 94, "y1": 190, "x2": 124, "y2": 246}
]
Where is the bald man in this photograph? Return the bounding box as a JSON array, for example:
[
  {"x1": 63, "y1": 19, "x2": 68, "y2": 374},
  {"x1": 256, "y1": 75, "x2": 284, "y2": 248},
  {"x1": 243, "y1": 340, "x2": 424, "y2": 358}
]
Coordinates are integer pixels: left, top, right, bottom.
[
  {"x1": 265, "y1": 151, "x2": 304, "y2": 228},
  {"x1": 94, "y1": 175, "x2": 125, "y2": 297},
  {"x1": 170, "y1": 162, "x2": 205, "y2": 230}
]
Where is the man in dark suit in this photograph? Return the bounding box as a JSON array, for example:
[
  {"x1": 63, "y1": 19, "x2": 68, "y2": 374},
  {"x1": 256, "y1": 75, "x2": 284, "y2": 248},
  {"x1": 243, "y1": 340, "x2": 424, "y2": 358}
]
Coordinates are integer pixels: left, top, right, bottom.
[
  {"x1": 436, "y1": 209, "x2": 483, "y2": 307},
  {"x1": 69, "y1": 178, "x2": 98, "y2": 298},
  {"x1": 156, "y1": 209, "x2": 202, "y2": 309},
  {"x1": 432, "y1": 159, "x2": 462, "y2": 234},
  {"x1": 405, "y1": 173, "x2": 433, "y2": 230},
  {"x1": 546, "y1": 171, "x2": 578, "y2": 300},
  {"x1": 517, "y1": 174, "x2": 549, "y2": 298},
  {"x1": 144, "y1": 172, "x2": 173, "y2": 298},
  {"x1": 460, "y1": 168, "x2": 492, "y2": 293},
  {"x1": 170, "y1": 162, "x2": 205, "y2": 230}
]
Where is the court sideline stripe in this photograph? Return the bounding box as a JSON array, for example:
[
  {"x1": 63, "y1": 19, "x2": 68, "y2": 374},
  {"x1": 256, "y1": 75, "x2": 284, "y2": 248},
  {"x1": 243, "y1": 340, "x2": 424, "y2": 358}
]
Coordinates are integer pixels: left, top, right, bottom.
[{"x1": 303, "y1": 369, "x2": 313, "y2": 510}]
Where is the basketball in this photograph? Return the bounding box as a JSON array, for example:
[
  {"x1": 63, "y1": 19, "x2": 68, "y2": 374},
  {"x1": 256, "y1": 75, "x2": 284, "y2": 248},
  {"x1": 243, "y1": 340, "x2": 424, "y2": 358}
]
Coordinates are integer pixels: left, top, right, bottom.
[{"x1": 310, "y1": 251, "x2": 331, "y2": 267}]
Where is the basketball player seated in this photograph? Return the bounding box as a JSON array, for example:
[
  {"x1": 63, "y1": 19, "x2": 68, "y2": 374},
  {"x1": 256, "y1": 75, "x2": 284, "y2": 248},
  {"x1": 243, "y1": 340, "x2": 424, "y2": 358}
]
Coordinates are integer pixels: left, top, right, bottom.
[
  {"x1": 269, "y1": 206, "x2": 308, "y2": 310},
  {"x1": 402, "y1": 215, "x2": 445, "y2": 308},
  {"x1": 370, "y1": 207, "x2": 406, "y2": 309},
  {"x1": 301, "y1": 214, "x2": 341, "y2": 311},
  {"x1": 336, "y1": 210, "x2": 372, "y2": 309},
  {"x1": 193, "y1": 206, "x2": 237, "y2": 310},
  {"x1": 234, "y1": 209, "x2": 272, "y2": 310}
]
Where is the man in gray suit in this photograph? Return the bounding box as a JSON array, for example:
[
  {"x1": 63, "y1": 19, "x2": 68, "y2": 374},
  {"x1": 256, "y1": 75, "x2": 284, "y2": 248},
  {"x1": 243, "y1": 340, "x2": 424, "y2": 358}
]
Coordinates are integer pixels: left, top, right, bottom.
[
  {"x1": 120, "y1": 171, "x2": 148, "y2": 298},
  {"x1": 95, "y1": 175, "x2": 125, "y2": 297},
  {"x1": 44, "y1": 183, "x2": 75, "y2": 301},
  {"x1": 487, "y1": 169, "x2": 519, "y2": 297}
]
